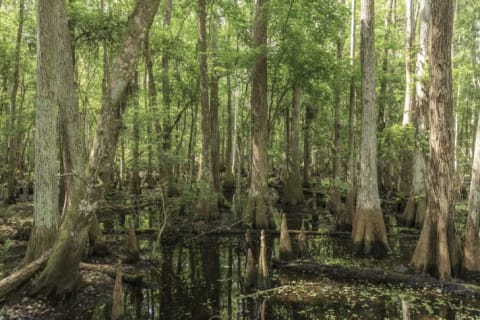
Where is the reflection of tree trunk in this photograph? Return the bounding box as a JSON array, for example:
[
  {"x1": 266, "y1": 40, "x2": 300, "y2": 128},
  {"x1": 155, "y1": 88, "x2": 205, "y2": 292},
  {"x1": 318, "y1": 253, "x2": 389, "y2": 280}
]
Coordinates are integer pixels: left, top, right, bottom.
[
  {"x1": 244, "y1": 0, "x2": 274, "y2": 229},
  {"x1": 411, "y1": 0, "x2": 461, "y2": 281},
  {"x1": 201, "y1": 240, "x2": 220, "y2": 318},
  {"x1": 4, "y1": 0, "x2": 25, "y2": 205},
  {"x1": 352, "y1": 0, "x2": 390, "y2": 256},
  {"x1": 160, "y1": 246, "x2": 173, "y2": 319},
  {"x1": 283, "y1": 85, "x2": 304, "y2": 205}
]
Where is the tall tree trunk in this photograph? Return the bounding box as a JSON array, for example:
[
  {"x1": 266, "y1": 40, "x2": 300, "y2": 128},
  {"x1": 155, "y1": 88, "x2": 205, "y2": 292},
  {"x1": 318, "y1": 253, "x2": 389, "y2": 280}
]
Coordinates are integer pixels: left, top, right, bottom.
[
  {"x1": 283, "y1": 85, "x2": 304, "y2": 205},
  {"x1": 144, "y1": 35, "x2": 163, "y2": 185},
  {"x1": 330, "y1": 1, "x2": 345, "y2": 215},
  {"x1": 344, "y1": 0, "x2": 357, "y2": 228},
  {"x1": 411, "y1": 0, "x2": 461, "y2": 281},
  {"x1": 352, "y1": 0, "x2": 390, "y2": 256},
  {"x1": 377, "y1": 0, "x2": 393, "y2": 134},
  {"x1": 33, "y1": 0, "x2": 161, "y2": 295},
  {"x1": 210, "y1": 17, "x2": 221, "y2": 194},
  {"x1": 303, "y1": 104, "x2": 313, "y2": 187},
  {"x1": 402, "y1": 0, "x2": 430, "y2": 227},
  {"x1": 464, "y1": 21, "x2": 480, "y2": 272},
  {"x1": 87, "y1": 0, "x2": 161, "y2": 200},
  {"x1": 25, "y1": 0, "x2": 60, "y2": 264},
  {"x1": 162, "y1": 0, "x2": 172, "y2": 150},
  {"x1": 243, "y1": 0, "x2": 274, "y2": 229},
  {"x1": 403, "y1": 0, "x2": 415, "y2": 125},
  {"x1": 197, "y1": 0, "x2": 219, "y2": 219},
  {"x1": 398, "y1": 0, "x2": 416, "y2": 204},
  {"x1": 4, "y1": 0, "x2": 25, "y2": 205},
  {"x1": 464, "y1": 110, "x2": 480, "y2": 273},
  {"x1": 130, "y1": 73, "x2": 141, "y2": 195}
]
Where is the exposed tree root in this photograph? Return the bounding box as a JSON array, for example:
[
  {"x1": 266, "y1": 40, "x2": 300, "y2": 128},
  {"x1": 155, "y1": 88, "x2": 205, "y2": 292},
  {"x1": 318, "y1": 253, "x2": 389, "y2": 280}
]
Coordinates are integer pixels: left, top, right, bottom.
[{"x1": 0, "y1": 250, "x2": 51, "y2": 299}]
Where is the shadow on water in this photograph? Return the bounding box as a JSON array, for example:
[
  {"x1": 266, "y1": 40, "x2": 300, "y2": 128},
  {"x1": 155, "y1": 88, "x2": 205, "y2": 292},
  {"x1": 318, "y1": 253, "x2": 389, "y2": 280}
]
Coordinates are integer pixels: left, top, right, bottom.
[{"x1": 89, "y1": 213, "x2": 480, "y2": 319}]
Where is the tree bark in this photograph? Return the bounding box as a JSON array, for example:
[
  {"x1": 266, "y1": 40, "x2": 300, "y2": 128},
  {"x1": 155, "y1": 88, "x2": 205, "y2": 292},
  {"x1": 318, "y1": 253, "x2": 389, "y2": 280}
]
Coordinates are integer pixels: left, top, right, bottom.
[
  {"x1": 87, "y1": 0, "x2": 161, "y2": 200},
  {"x1": 344, "y1": 0, "x2": 357, "y2": 228},
  {"x1": 197, "y1": 0, "x2": 219, "y2": 219},
  {"x1": 25, "y1": 0, "x2": 60, "y2": 264},
  {"x1": 210, "y1": 17, "x2": 221, "y2": 194},
  {"x1": 411, "y1": 0, "x2": 461, "y2": 281},
  {"x1": 32, "y1": 0, "x2": 160, "y2": 296},
  {"x1": 330, "y1": 2, "x2": 345, "y2": 215},
  {"x1": 4, "y1": 0, "x2": 25, "y2": 205},
  {"x1": 402, "y1": 0, "x2": 430, "y2": 227},
  {"x1": 283, "y1": 85, "x2": 304, "y2": 205},
  {"x1": 352, "y1": 0, "x2": 390, "y2": 256},
  {"x1": 243, "y1": 0, "x2": 274, "y2": 229},
  {"x1": 464, "y1": 110, "x2": 480, "y2": 272}
]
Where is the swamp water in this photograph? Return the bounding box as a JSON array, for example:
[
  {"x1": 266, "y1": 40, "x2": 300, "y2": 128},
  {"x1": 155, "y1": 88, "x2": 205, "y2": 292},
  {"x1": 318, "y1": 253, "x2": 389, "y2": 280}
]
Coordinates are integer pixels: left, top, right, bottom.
[{"x1": 86, "y1": 227, "x2": 480, "y2": 320}]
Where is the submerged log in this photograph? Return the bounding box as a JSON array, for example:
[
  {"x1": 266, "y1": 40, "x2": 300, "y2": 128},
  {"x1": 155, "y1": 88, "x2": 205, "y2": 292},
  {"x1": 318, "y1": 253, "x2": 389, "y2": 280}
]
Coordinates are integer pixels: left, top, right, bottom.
[
  {"x1": 274, "y1": 260, "x2": 480, "y2": 298},
  {"x1": 79, "y1": 262, "x2": 144, "y2": 286},
  {"x1": 0, "y1": 250, "x2": 51, "y2": 299}
]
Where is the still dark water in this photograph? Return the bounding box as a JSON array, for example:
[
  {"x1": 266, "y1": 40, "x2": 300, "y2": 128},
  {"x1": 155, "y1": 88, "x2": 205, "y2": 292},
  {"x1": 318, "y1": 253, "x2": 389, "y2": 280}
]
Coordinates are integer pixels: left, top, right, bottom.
[{"x1": 87, "y1": 229, "x2": 480, "y2": 320}]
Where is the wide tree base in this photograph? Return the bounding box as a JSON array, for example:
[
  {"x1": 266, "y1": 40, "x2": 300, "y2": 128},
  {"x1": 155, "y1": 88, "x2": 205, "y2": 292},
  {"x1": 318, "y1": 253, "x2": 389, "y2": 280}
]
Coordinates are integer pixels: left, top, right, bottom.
[
  {"x1": 411, "y1": 213, "x2": 462, "y2": 280},
  {"x1": 401, "y1": 195, "x2": 426, "y2": 227},
  {"x1": 243, "y1": 193, "x2": 275, "y2": 230},
  {"x1": 352, "y1": 207, "x2": 390, "y2": 257},
  {"x1": 24, "y1": 226, "x2": 57, "y2": 264}
]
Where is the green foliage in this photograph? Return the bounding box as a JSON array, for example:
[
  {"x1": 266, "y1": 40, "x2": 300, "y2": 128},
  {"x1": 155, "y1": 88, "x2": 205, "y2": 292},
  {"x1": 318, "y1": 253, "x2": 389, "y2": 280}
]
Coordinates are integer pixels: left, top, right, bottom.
[
  {"x1": 68, "y1": 2, "x2": 126, "y2": 46},
  {"x1": 378, "y1": 124, "x2": 416, "y2": 162}
]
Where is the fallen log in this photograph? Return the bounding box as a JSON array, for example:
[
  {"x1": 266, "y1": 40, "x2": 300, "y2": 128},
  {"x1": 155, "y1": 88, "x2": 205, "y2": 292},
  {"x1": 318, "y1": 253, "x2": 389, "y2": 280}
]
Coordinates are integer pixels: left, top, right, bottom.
[
  {"x1": 274, "y1": 260, "x2": 480, "y2": 298},
  {"x1": 0, "y1": 250, "x2": 51, "y2": 299},
  {"x1": 79, "y1": 262, "x2": 146, "y2": 286}
]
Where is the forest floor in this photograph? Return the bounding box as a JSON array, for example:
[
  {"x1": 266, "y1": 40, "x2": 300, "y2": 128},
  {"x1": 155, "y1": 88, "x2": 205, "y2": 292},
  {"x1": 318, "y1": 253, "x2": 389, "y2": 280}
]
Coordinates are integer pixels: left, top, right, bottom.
[{"x1": 0, "y1": 202, "x2": 116, "y2": 320}]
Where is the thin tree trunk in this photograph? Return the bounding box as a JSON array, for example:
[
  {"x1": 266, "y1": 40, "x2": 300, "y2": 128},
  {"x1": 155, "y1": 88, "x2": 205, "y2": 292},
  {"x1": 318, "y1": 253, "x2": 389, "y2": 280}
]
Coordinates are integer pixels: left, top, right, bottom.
[
  {"x1": 411, "y1": 0, "x2": 461, "y2": 281},
  {"x1": 243, "y1": 0, "x2": 274, "y2": 229},
  {"x1": 210, "y1": 16, "x2": 221, "y2": 194},
  {"x1": 462, "y1": 22, "x2": 480, "y2": 273},
  {"x1": 402, "y1": 0, "x2": 430, "y2": 227},
  {"x1": 86, "y1": 0, "x2": 161, "y2": 200},
  {"x1": 352, "y1": 0, "x2": 390, "y2": 256},
  {"x1": 330, "y1": 1, "x2": 345, "y2": 215},
  {"x1": 130, "y1": 73, "x2": 141, "y2": 195},
  {"x1": 283, "y1": 85, "x2": 304, "y2": 205},
  {"x1": 197, "y1": 0, "x2": 219, "y2": 219},
  {"x1": 344, "y1": 0, "x2": 356, "y2": 229},
  {"x1": 162, "y1": 0, "x2": 172, "y2": 150},
  {"x1": 4, "y1": 0, "x2": 25, "y2": 205},
  {"x1": 403, "y1": 0, "x2": 415, "y2": 125}
]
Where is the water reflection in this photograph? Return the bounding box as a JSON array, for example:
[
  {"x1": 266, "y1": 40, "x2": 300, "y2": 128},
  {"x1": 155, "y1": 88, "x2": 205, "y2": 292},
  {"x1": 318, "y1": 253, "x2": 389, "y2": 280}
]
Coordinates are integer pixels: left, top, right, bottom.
[{"x1": 90, "y1": 232, "x2": 480, "y2": 320}]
